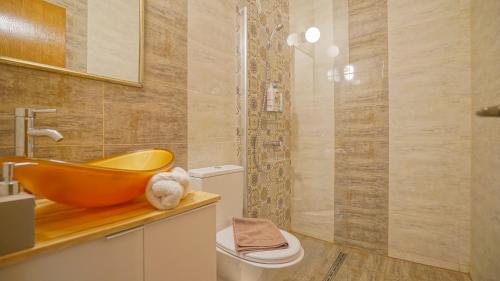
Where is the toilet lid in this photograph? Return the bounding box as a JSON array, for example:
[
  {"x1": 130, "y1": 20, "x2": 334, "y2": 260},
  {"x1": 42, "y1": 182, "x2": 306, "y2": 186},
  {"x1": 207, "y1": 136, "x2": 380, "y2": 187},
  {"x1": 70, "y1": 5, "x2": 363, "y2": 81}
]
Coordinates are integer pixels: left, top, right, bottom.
[{"x1": 216, "y1": 226, "x2": 302, "y2": 264}]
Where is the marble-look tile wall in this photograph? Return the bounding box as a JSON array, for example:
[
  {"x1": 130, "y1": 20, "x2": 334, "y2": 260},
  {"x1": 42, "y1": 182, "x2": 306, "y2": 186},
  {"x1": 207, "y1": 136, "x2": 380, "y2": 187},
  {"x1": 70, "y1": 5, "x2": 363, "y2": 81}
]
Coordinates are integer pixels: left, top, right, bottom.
[
  {"x1": 187, "y1": 0, "x2": 239, "y2": 169},
  {"x1": 388, "y1": 0, "x2": 471, "y2": 272},
  {"x1": 241, "y1": 0, "x2": 293, "y2": 229},
  {"x1": 471, "y1": 0, "x2": 500, "y2": 280},
  {"x1": 87, "y1": 0, "x2": 140, "y2": 82},
  {"x1": 289, "y1": 0, "x2": 337, "y2": 242},
  {"x1": 334, "y1": 0, "x2": 389, "y2": 254},
  {"x1": 0, "y1": 0, "x2": 188, "y2": 167},
  {"x1": 46, "y1": 0, "x2": 88, "y2": 72}
]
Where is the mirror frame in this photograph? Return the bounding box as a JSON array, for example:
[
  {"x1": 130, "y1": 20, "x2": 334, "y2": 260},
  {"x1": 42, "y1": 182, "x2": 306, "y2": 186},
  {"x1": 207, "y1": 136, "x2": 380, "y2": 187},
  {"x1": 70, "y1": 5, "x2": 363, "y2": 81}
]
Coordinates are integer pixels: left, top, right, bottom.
[{"x1": 0, "y1": 0, "x2": 145, "y2": 88}]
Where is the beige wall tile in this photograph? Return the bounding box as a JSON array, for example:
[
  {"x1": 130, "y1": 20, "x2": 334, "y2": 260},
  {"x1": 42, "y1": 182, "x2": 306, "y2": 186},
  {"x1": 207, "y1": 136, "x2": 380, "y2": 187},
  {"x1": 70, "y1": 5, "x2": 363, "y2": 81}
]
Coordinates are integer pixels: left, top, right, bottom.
[
  {"x1": 0, "y1": 148, "x2": 15, "y2": 157},
  {"x1": 470, "y1": 0, "x2": 500, "y2": 280},
  {"x1": 0, "y1": 114, "x2": 14, "y2": 148},
  {"x1": 187, "y1": 0, "x2": 239, "y2": 169},
  {"x1": 188, "y1": 141, "x2": 238, "y2": 169},
  {"x1": 104, "y1": 143, "x2": 187, "y2": 168},
  {"x1": 0, "y1": 65, "x2": 104, "y2": 152},
  {"x1": 388, "y1": 0, "x2": 471, "y2": 272},
  {"x1": 188, "y1": 90, "x2": 236, "y2": 144},
  {"x1": 33, "y1": 146, "x2": 103, "y2": 163},
  {"x1": 103, "y1": 85, "x2": 186, "y2": 145},
  {"x1": 334, "y1": 0, "x2": 389, "y2": 255}
]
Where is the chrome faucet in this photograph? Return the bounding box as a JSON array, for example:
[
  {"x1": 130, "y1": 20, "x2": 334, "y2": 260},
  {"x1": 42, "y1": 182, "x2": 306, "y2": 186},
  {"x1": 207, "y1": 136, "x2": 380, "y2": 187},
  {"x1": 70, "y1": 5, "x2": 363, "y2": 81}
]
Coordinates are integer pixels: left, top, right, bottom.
[{"x1": 15, "y1": 108, "x2": 64, "y2": 158}]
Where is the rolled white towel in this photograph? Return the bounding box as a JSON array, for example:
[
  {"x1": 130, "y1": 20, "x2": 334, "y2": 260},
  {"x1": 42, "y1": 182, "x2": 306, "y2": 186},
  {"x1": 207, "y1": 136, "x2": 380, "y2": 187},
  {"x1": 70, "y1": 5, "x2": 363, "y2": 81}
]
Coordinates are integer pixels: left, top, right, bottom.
[
  {"x1": 146, "y1": 180, "x2": 183, "y2": 210},
  {"x1": 145, "y1": 167, "x2": 192, "y2": 210},
  {"x1": 168, "y1": 167, "x2": 191, "y2": 198}
]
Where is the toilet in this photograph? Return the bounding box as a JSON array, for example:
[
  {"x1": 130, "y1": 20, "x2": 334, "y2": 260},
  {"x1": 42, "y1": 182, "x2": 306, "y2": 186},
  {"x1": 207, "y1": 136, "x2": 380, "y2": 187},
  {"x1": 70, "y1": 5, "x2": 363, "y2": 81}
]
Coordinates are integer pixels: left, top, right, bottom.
[{"x1": 189, "y1": 165, "x2": 304, "y2": 281}]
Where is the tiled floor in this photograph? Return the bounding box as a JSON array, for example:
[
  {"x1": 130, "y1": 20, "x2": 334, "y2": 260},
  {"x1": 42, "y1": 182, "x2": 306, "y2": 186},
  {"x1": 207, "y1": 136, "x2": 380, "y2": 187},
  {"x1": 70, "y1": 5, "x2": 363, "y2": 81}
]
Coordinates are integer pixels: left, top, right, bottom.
[{"x1": 276, "y1": 234, "x2": 471, "y2": 281}]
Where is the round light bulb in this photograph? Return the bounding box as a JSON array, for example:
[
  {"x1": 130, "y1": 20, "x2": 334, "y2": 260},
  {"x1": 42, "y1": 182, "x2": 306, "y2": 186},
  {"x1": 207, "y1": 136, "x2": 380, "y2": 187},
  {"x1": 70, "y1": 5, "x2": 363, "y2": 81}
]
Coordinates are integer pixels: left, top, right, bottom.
[
  {"x1": 287, "y1": 33, "x2": 299, "y2": 46},
  {"x1": 343, "y1": 64, "x2": 354, "y2": 81},
  {"x1": 305, "y1": 27, "x2": 321, "y2": 43},
  {"x1": 327, "y1": 45, "x2": 340, "y2": 58}
]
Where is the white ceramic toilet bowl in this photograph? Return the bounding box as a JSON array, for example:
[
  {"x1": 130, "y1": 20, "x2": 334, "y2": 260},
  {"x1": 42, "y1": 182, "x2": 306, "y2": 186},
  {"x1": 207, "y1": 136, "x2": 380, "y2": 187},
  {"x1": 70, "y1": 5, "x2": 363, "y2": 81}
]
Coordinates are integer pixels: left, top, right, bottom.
[{"x1": 216, "y1": 226, "x2": 304, "y2": 281}]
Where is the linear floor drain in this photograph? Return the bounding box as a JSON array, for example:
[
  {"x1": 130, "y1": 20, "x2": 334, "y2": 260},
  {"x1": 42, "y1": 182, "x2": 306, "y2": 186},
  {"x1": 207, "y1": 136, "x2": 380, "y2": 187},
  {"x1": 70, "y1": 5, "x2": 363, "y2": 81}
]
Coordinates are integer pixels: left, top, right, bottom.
[{"x1": 322, "y1": 251, "x2": 347, "y2": 281}]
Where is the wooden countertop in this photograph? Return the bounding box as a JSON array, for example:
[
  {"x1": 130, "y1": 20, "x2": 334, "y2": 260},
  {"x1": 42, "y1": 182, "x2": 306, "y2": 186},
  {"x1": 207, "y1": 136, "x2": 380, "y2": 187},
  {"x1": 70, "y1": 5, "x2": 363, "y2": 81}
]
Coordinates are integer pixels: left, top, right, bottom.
[{"x1": 0, "y1": 191, "x2": 220, "y2": 268}]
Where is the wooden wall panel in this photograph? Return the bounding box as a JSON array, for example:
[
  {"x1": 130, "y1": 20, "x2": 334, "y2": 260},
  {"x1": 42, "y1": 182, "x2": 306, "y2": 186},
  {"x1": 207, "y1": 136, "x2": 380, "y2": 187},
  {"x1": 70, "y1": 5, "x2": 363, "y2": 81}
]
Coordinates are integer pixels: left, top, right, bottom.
[{"x1": 0, "y1": 0, "x2": 66, "y2": 67}]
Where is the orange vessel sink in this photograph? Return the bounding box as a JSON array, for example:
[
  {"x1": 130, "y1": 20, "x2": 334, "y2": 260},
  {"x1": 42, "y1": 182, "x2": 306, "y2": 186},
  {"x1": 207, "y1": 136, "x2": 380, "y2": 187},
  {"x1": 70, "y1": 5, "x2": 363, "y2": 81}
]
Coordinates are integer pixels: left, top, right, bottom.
[{"x1": 0, "y1": 149, "x2": 174, "y2": 208}]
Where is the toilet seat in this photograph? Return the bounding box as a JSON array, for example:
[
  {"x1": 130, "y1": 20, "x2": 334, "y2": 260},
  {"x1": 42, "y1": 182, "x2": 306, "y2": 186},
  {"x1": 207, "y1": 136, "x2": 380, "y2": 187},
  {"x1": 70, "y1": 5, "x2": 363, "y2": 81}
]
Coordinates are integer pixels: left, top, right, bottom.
[{"x1": 216, "y1": 226, "x2": 303, "y2": 265}]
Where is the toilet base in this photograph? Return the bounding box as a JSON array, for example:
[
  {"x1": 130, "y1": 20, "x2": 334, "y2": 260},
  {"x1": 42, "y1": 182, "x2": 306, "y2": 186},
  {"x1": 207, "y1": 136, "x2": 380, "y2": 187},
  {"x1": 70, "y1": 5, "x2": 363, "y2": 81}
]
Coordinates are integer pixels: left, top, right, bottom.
[{"x1": 216, "y1": 247, "x2": 304, "y2": 281}]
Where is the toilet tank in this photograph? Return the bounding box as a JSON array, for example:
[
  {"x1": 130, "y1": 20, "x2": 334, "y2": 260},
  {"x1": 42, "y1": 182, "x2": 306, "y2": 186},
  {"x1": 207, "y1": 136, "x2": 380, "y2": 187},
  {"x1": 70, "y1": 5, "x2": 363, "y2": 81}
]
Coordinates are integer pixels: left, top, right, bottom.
[{"x1": 189, "y1": 165, "x2": 244, "y2": 231}]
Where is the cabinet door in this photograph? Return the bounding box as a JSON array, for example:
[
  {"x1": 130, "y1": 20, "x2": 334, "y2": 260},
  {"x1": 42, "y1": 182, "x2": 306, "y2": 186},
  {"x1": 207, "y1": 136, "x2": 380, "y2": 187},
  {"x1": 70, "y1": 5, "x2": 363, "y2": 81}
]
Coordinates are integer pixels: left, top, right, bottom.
[
  {"x1": 144, "y1": 205, "x2": 216, "y2": 281},
  {"x1": 0, "y1": 226, "x2": 144, "y2": 281}
]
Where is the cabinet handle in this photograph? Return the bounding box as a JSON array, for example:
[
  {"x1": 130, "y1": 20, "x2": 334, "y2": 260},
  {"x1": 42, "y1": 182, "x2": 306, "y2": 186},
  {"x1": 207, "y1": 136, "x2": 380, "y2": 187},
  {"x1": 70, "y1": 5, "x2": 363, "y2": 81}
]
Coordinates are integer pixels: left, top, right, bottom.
[{"x1": 106, "y1": 226, "x2": 144, "y2": 240}]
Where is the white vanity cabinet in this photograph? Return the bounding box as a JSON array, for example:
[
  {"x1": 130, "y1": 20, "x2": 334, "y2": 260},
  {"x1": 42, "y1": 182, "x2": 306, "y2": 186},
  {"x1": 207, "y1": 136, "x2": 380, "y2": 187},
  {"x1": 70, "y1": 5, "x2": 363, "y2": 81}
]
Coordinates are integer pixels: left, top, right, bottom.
[
  {"x1": 0, "y1": 226, "x2": 144, "y2": 281},
  {"x1": 0, "y1": 204, "x2": 217, "y2": 281},
  {"x1": 144, "y1": 204, "x2": 216, "y2": 281}
]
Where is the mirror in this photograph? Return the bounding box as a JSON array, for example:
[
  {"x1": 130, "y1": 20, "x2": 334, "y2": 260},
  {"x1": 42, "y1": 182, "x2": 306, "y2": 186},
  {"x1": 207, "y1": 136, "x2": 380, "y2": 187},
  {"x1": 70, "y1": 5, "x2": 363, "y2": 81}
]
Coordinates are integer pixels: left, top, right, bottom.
[{"x1": 0, "y1": 0, "x2": 143, "y2": 87}]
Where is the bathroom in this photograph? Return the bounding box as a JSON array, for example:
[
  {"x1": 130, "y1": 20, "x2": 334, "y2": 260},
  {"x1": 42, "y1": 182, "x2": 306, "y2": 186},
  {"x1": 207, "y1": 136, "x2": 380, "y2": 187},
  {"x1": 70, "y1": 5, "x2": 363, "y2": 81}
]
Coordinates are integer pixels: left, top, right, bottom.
[{"x1": 0, "y1": 0, "x2": 498, "y2": 280}]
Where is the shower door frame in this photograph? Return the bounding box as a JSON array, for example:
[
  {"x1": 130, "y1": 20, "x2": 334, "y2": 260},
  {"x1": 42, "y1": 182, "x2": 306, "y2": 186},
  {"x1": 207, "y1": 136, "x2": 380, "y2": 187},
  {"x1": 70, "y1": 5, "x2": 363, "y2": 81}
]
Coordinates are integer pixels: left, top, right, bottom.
[{"x1": 239, "y1": 6, "x2": 249, "y2": 217}]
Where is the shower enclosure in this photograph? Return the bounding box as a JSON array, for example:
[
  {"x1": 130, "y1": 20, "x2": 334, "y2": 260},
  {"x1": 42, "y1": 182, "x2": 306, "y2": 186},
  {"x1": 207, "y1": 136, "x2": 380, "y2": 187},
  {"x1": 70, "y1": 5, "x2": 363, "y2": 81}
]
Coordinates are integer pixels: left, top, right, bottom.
[
  {"x1": 238, "y1": 0, "x2": 348, "y2": 242},
  {"x1": 289, "y1": 0, "x2": 347, "y2": 242},
  {"x1": 236, "y1": 0, "x2": 498, "y2": 277}
]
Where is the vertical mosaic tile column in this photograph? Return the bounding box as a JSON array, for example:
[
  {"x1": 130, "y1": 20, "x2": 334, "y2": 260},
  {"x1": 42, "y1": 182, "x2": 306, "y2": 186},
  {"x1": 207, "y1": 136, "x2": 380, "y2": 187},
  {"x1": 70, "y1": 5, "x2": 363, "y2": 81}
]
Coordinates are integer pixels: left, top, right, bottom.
[{"x1": 240, "y1": 0, "x2": 293, "y2": 230}]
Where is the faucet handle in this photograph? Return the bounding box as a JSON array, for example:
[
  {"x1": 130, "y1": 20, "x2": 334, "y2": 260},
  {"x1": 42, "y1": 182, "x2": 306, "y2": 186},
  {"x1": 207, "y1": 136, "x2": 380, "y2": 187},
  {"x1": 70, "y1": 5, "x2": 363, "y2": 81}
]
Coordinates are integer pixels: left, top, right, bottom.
[
  {"x1": 33, "y1": 108, "x2": 56, "y2": 113},
  {"x1": 32, "y1": 108, "x2": 57, "y2": 116},
  {"x1": 15, "y1": 108, "x2": 57, "y2": 118}
]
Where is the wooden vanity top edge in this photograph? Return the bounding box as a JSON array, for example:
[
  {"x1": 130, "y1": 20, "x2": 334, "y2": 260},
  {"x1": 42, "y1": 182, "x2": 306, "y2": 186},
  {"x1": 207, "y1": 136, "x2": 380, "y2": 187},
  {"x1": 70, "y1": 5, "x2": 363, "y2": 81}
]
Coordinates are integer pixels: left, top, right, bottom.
[{"x1": 0, "y1": 191, "x2": 221, "y2": 268}]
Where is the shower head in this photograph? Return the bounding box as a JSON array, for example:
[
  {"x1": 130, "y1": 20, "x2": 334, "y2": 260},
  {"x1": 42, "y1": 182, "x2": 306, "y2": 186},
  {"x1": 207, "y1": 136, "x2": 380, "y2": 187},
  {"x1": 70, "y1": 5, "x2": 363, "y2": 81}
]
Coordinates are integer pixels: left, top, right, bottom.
[{"x1": 267, "y1": 24, "x2": 285, "y2": 49}]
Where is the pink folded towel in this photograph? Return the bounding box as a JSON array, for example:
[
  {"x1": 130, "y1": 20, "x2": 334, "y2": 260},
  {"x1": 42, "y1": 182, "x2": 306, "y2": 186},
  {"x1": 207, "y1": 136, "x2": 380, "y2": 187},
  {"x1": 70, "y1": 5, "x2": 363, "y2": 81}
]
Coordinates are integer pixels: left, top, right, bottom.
[{"x1": 232, "y1": 217, "x2": 289, "y2": 254}]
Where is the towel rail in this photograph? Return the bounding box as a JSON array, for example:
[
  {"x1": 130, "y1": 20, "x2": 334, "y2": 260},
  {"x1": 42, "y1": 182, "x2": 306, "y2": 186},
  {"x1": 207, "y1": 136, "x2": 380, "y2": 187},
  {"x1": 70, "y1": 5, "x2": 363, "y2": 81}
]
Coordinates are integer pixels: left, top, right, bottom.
[{"x1": 476, "y1": 105, "x2": 500, "y2": 117}]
